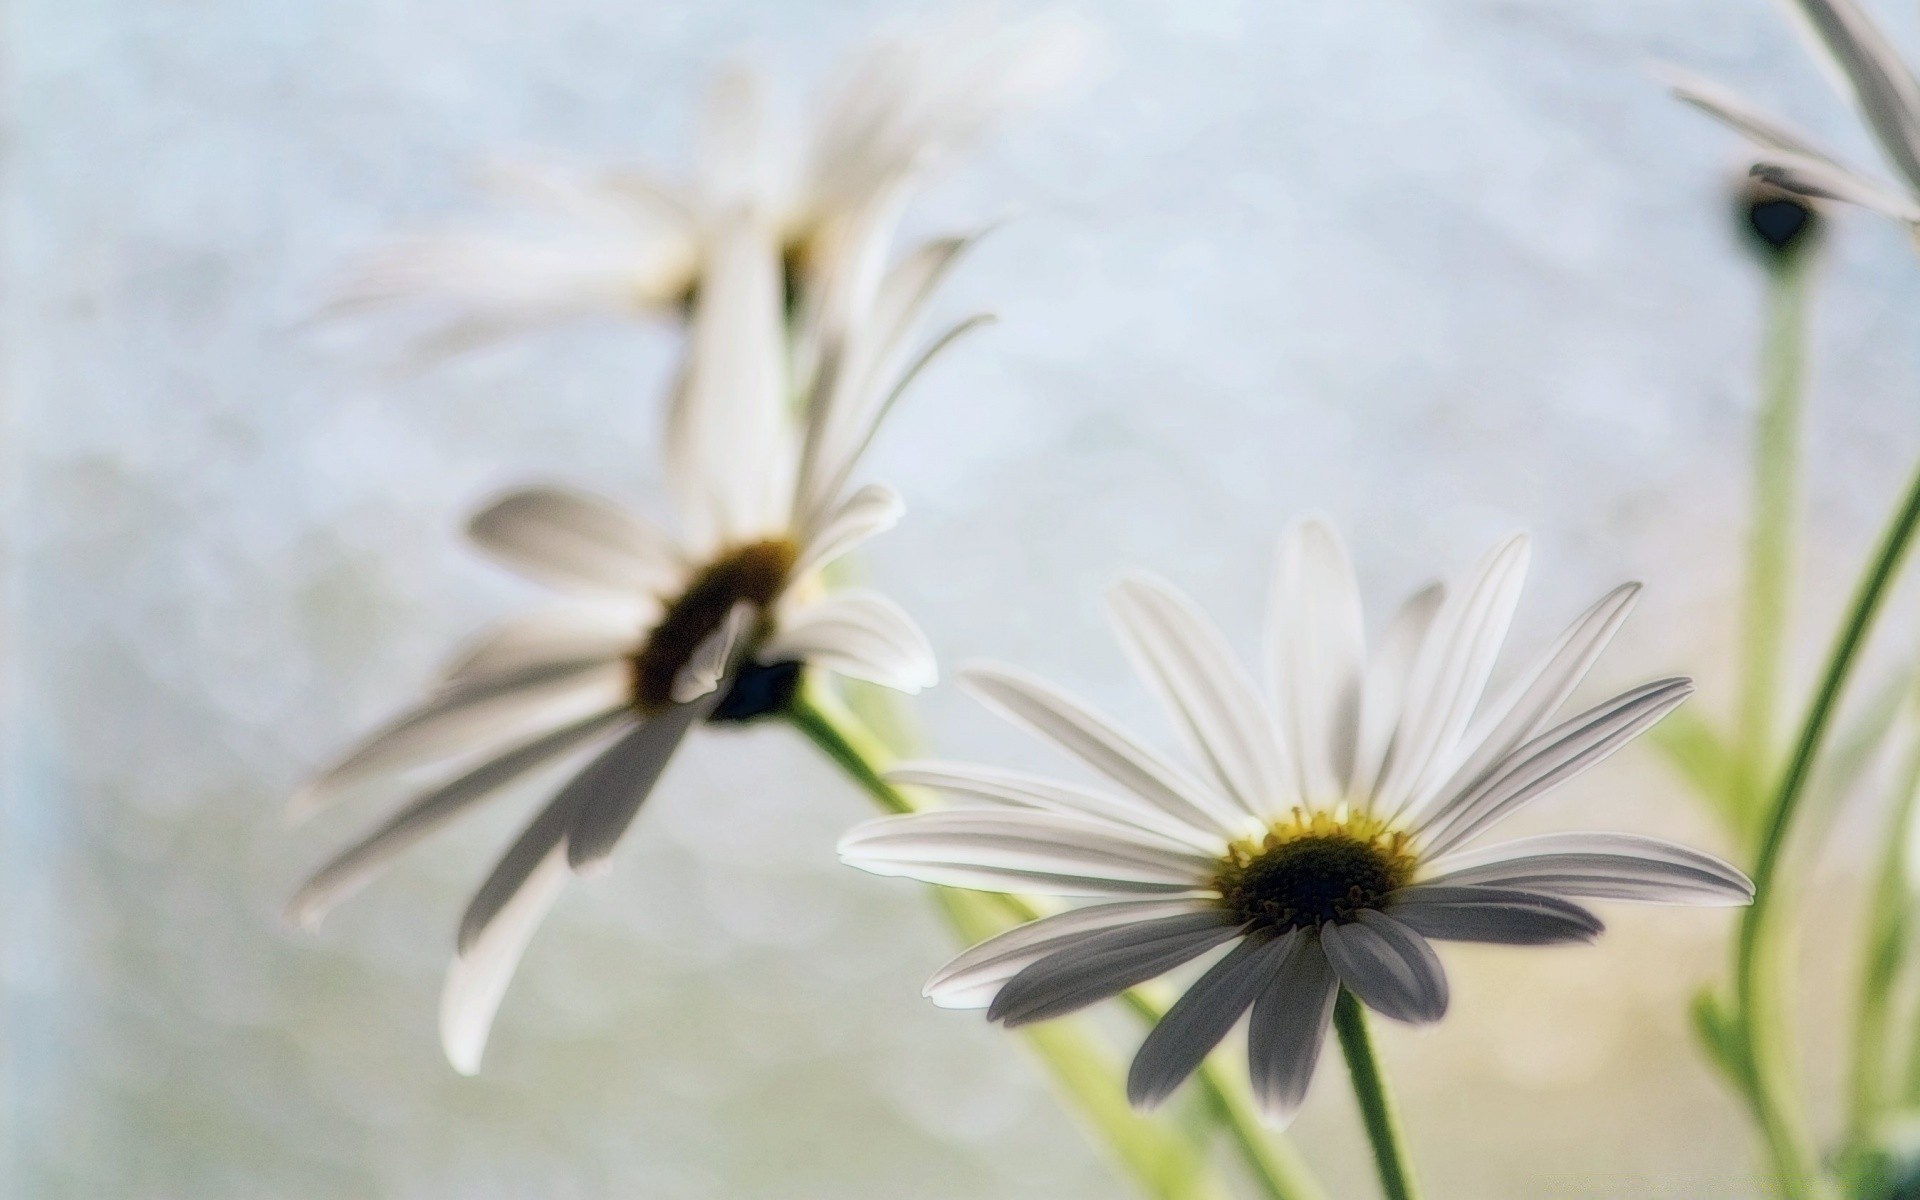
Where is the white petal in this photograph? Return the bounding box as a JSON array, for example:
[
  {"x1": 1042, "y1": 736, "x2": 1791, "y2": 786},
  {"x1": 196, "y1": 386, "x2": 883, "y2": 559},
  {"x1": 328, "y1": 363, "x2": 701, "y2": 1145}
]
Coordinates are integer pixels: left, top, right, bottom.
[
  {"x1": 765, "y1": 589, "x2": 937, "y2": 693},
  {"x1": 838, "y1": 809, "x2": 1217, "y2": 896},
  {"x1": 671, "y1": 604, "x2": 752, "y2": 704},
  {"x1": 924, "y1": 899, "x2": 1217, "y2": 1009},
  {"x1": 1751, "y1": 153, "x2": 1920, "y2": 222},
  {"x1": 1780, "y1": 0, "x2": 1920, "y2": 192},
  {"x1": 1440, "y1": 582, "x2": 1641, "y2": 799},
  {"x1": 986, "y1": 915, "x2": 1245, "y2": 1027},
  {"x1": 1319, "y1": 911, "x2": 1449, "y2": 1025},
  {"x1": 1658, "y1": 65, "x2": 1846, "y2": 161},
  {"x1": 563, "y1": 698, "x2": 712, "y2": 873},
  {"x1": 885, "y1": 761, "x2": 1227, "y2": 853},
  {"x1": 1386, "y1": 885, "x2": 1604, "y2": 944},
  {"x1": 438, "y1": 607, "x2": 643, "y2": 689},
  {"x1": 467, "y1": 486, "x2": 684, "y2": 598},
  {"x1": 1107, "y1": 574, "x2": 1293, "y2": 827},
  {"x1": 1422, "y1": 831, "x2": 1753, "y2": 906},
  {"x1": 287, "y1": 709, "x2": 632, "y2": 929},
  {"x1": 1128, "y1": 932, "x2": 1298, "y2": 1111},
  {"x1": 1350, "y1": 582, "x2": 1445, "y2": 801},
  {"x1": 961, "y1": 663, "x2": 1240, "y2": 837},
  {"x1": 292, "y1": 659, "x2": 630, "y2": 821},
  {"x1": 1373, "y1": 535, "x2": 1530, "y2": 822},
  {"x1": 794, "y1": 483, "x2": 905, "y2": 576},
  {"x1": 1246, "y1": 931, "x2": 1339, "y2": 1127},
  {"x1": 1267, "y1": 519, "x2": 1367, "y2": 799},
  {"x1": 1414, "y1": 677, "x2": 1694, "y2": 857},
  {"x1": 440, "y1": 845, "x2": 571, "y2": 1076}
]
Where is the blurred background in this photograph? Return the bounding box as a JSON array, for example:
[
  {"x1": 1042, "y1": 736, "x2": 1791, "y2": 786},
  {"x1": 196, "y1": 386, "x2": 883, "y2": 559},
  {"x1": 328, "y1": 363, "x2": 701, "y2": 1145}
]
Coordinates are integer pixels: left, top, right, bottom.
[{"x1": 10, "y1": 0, "x2": 1920, "y2": 1195}]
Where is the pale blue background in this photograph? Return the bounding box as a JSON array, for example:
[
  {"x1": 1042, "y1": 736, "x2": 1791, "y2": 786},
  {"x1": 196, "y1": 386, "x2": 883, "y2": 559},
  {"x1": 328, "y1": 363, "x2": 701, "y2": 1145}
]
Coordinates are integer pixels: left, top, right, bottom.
[{"x1": 10, "y1": 0, "x2": 1920, "y2": 1195}]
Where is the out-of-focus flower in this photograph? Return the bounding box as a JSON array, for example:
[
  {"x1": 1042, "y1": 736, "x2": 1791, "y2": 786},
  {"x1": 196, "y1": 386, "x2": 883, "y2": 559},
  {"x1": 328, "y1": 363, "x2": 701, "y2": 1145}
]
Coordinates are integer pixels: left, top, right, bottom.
[
  {"x1": 325, "y1": 12, "x2": 1087, "y2": 357},
  {"x1": 290, "y1": 211, "x2": 973, "y2": 1075},
  {"x1": 840, "y1": 521, "x2": 1753, "y2": 1125},
  {"x1": 1663, "y1": 0, "x2": 1920, "y2": 230}
]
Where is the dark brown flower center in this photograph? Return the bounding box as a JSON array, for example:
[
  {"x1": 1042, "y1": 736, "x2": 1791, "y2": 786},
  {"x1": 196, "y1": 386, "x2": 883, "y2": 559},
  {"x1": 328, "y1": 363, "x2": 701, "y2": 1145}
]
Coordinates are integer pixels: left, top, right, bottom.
[
  {"x1": 629, "y1": 539, "x2": 798, "y2": 713},
  {"x1": 1214, "y1": 814, "x2": 1415, "y2": 933}
]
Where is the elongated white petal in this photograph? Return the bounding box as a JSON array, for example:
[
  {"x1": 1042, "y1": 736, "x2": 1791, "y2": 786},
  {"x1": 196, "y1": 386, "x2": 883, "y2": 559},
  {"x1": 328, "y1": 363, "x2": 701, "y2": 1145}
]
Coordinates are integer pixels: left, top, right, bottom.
[
  {"x1": 925, "y1": 899, "x2": 1218, "y2": 1009},
  {"x1": 438, "y1": 607, "x2": 643, "y2": 689},
  {"x1": 1422, "y1": 832, "x2": 1753, "y2": 905},
  {"x1": 1268, "y1": 520, "x2": 1367, "y2": 799},
  {"x1": 794, "y1": 483, "x2": 904, "y2": 577},
  {"x1": 1246, "y1": 931, "x2": 1339, "y2": 1126},
  {"x1": 1320, "y1": 911, "x2": 1448, "y2": 1024},
  {"x1": 961, "y1": 663, "x2": 1240, "y2": 837},
  {"x1": 671, "y1": 604, "x2": 752, "y2": 704},
  {"x1": 1108, "y1": 574, "x2": 1292, "y2": 825},
  {"x1": 838, "y1": 809, "x2": 1218, "y2": 895},
  {"x1": 1441, "y1": 583, "x2": 1641, "y2": 798},
  {"x1": 1351, "y1": 583, "x2": 1445, "y2": 801},
  {"x1": 440, "y1": 844, "x2": 571, "y2": 1076},
  {"x1": 287, "y1": 709, "x2": 632, "y2": 929},
  {"x1": 563, "y1": 699, "x2": 712, "y2": 873},
  {"x1": 765, "y1": 589, "x2": 937, "y2": 693},
  {"x1": 986, "y1": 915, "x2": 1245, "y2": 1027},
  {"x1": 1659, "y1": 65, "x2": 1845, "y2": 161},
  {"x1": 885, "y1": 760, "x2": 1228, "y2": 853},
  {"x1": 292, "y1": 659, "x2": 630, "y2": 820},
  {"x1": 1781, "y1": 0, "x2": 1920, "y2": 192},
  {"x1": 1128, "y1": 932, "x2": 1298, "y2": 1111},
  {"x1": 1386, "y1": 885, "x2": 1604, "y2": 944},
  {"x1": 1374, "y1": 535, "x2": 1530, "y2": 822},
  {"x1": 1751, "y1": 153, "x2": 1920, "y2": 221},
  {"x1": 467, "y1": 486, "x2": 683, "y2": 598},
  {"x1": 1414, "y1": 678, "x2": 1694, "y2": 857}
]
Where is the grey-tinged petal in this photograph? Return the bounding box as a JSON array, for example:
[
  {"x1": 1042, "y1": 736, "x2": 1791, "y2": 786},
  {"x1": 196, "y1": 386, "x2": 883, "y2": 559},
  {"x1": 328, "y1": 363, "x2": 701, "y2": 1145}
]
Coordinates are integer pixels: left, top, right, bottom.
[
  {"x1": 457, "y1": 772, "x2": 593, "y2": 958},
  {"x1": 1387, "y1": 885, "x2": 1604, "y2": 945},
  {"x1": 287, "y1": 708, "x2": 633, "y2": 929},
  {"x1": 563, "y1": 697, "x2": 715, "y2": 874},
  {"x1": 1350, "y1": 582, "x2": 1446, "y2": 802},
  {"x1": 764, "y1": 588, "x2": 937, "y2": 693},
  {"x1": 1373, "y1": 535, "x2": 1530, "y2": 823},
  {"x1": 1413, "y1": 678, "x2": 1694, "y2": 857},
  {"x1": 467, "y1": 486, "x2": 684, "y2": 597},
  {"x1": 925, "y1": 898, "x2": 1217, "y2": 1009},
  {"x1": 961, "y1": 663, "x2": 1240, "y2": 837},
  {"x1": 292, "y1": 658, "x2": 630, "y2": 821},
  {"x1": 1659, "y1": 65, "x2": 1847, "y2": 161},
  {"x1": 1128, "y1": 931, "x2": 1299, "y2": 1111},
  {"x1": 1107, "y1": 574, "x2": 1295, "y2": 827},
  {"x1": 792, "y1": 483, "x2": 904, "y2": 577},
  {"x1": 1247, "y1": 930, "x2": 1339, "y2": 1126},
  {"x1": 1320, "y1": 910, "x2": 1449, "y2": 1024},
  {"x1": 1440, "y1": 583, "x2": 1641, "y2": 799},
  {"x1": 1421, "y1": 831, "x2": 1754, "y2": 906},
  {"x1": 987, "y1": 914, "x2": 1245, "y2": 1027},
  {"x1": 441, "y1": 845, "x2": 573, "y2": 1075},
  {"x1": 1780, "y1": 0, "x2": 1920, "y2": 191},
  {"x1": 885, "y1": 761, "x2": 1228, "y2": 853},
  {"x1": 438, "y1": 607, "x2": 643, "y2": 689},
  {"x1": 1751, "y1": 153, "x2": 1920, "y2": 221},
  {"x1": 1267, "y1": 519, "x2": 1367, "y2": 800},
  {"x1": 838, "y1": 809, "x2": 1219, "y2": 896},
  {"x1": 671, "y1": 604, "x2": 753, "y2": 704}
]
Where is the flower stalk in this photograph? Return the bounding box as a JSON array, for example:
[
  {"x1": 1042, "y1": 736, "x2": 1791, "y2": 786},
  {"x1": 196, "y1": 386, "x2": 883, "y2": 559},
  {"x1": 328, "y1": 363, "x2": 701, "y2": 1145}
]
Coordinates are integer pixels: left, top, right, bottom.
[{"x1": 1332, "y1": 991, "x2": 1420, "y2": 1200}]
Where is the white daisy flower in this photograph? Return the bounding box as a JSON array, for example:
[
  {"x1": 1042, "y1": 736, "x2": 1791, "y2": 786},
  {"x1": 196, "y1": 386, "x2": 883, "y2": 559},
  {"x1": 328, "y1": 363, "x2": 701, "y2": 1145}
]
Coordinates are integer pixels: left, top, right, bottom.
[
  {"x1": 290, "y1": 208, "x2": 969, "y2": 1075},
  {"x1": 326, "y1": 12, "x2": 1087, "y2": 357},
  {"x1": 1662, "y1": 0, "x2": 1920, "y2": 229},
  {"x1": 840, "y1": 522, "x2": 1753, "y2": 1124}
]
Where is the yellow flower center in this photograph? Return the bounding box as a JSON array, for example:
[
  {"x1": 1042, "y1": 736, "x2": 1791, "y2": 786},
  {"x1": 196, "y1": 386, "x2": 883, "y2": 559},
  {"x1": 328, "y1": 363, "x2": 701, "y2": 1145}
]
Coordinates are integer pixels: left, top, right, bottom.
[
  {"x1": 629, "y1": 539, "x2": 798, "y2": 714},
  {"x1": 1213, "y1": 808, "x2": 1417, "y2": 932}
]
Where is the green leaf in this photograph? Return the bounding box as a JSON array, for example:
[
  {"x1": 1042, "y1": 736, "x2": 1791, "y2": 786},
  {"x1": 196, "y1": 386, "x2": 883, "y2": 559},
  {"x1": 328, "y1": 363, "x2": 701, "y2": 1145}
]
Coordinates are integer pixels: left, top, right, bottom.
[
  {"x1": 1690, "y1": 988, "x2": 1748, "y2": 1088},
  {"x1": 1652, "y1": 709, "x2": 1742, "y2": 831}
]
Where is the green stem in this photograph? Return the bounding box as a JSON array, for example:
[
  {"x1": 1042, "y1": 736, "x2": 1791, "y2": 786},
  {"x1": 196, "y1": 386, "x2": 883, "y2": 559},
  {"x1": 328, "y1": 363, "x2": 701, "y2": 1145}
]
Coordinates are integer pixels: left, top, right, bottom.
[
  {"x1": 788, "y1": 685, "x2": 1327, "y2": 1200},
  {"x1": 1734, "y1": 454, "x2": 1920, "y2": 1198},
  {"x1": 1332, "y1": 991, "x2": 1420, "y2": 1200},
  {"x1": 1734, "y1": 252, "x2": 1813, "y2": 844}
]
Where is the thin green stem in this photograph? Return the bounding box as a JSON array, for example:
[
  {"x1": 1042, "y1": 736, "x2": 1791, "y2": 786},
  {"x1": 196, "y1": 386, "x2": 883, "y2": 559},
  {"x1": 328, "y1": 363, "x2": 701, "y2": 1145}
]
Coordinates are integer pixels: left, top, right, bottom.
[
  {"x1": 1734, "y1": 253, "x2": 1812, "y2": 844},
  {"x1": 787, "y1": 685, "x2": 1327, "y2": 1200},
  {"x1": 1332, "y1": 991, "x2": 1419, "y2": 1200},
  {"x1": 1734, "y1": 454, "x2": 1920, "y2": 1199}
]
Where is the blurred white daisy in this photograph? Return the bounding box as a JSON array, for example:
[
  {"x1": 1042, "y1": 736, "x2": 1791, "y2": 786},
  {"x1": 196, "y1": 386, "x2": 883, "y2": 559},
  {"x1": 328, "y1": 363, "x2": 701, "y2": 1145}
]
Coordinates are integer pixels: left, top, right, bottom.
[
  {"x1": 1663, "y1": 0, "x2": 1920, "y2": 229},
  {"x1": 290, "y1": 210, "x2": 970, "y2": 1074},
  {"x1": 326, "y1": 12, "x2": 1088, "y2": 357},
  {"x1": 840, "y1": 522, "x2": 1753, "y2": 1124}
]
